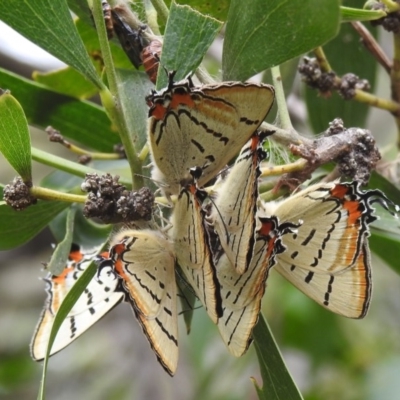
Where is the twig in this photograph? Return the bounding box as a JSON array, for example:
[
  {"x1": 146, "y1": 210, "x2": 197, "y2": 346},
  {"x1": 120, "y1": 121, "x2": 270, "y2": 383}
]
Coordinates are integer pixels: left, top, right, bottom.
[{"x1": 351, "y1": 21, "x2": 392, "y2": 74}]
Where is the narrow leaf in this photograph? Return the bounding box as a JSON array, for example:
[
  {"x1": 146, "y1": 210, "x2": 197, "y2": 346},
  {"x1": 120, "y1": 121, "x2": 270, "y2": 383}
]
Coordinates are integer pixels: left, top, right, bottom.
[
  {"x1": 252, "y1": 314, "x2": 303, "y2": 400},
  {"x1": 0, "y1": 0, "x2": 102, "y2": 88},
  {"x1": 157, "y1": 2, "x2": 222, "y2": 89},
  {"x1": 33, "y1": 67, "x2": 98, "y2": 99},
  {"x1": 0, "y1": 68, "x2": 119, "y2": 152},
  {"x1": 115, "y1": 69, "x2": 154, "y2": 150},
  {"x1": 0, "y1": 90, "x2": 32, "y2": 181},
  {"x1": 165, "y1": 0, "x2": 231, "y2": 21},
  {"x1": 0, "y1": 196, "x2": 69, "y2": 250},
  {"x1": 49, "y1": 206, "x2": 111, "y2": 247},
  {"x1": 46, "y1": 206, "x2": 76, "y2": 275},
  {"x1": 223, "y1": 0, "x2": 340, "y2": 81}
]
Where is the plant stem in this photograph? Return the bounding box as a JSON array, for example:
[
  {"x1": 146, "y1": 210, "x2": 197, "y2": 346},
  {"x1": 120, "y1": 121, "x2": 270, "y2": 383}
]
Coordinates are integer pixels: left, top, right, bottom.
[
  {"x1": 391, "y1": 33, "x2": 400, "y2": 147},
  {"x1": 31, "y1": 147, "x2": 132, "y2": 188},
  {"x1": 354, "y1": 89, "x2": 400, "y2": 113},
  {"x1": 260, "y1": 122, "x2": 311, "y2": 147},
  {"x1": 30, "y1": 186, "x2": 86, "y2": 203},
  {"x1": 271, "y1": 66, "x2": 293, "y2": 131},
  {"x1": 381, "y1": 0, "x2": 400, "y2": 12},
  {"x1": 150, "y1": 0, "x2": 169, "y2": 25},
  {"x1": 92, "y1": 0, "x2": 143, "y2": 189},
  {"x1": 260, "y1": 159, "x2": 307, "y2": 177},
  {"x1": 351, "y1": 21, "x2": 392, "y2": 74},
  {"x1": 259, "y1": 187, "x2": 288, "y2": 202},
  {"x1": 313, "y1": 47, "x2": 332, "y2": 72},
  {"x1": 143, "y1": 0, "x2": 162, "y2": 35}
]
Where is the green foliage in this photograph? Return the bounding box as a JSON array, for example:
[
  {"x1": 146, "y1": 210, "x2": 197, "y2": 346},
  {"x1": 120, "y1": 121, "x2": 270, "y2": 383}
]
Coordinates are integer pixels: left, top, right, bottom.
[
  {"x1": 223, "y1": 0, "x2": 340, "y2": 81},
  {"x1": 0, "y1": 91, "x2": 32, "y2": 181},
  {"x1": 0, "y1": 0, "x2": 400, "y2": 399},
  {"x1": 157, "y1": 2, "x2": 223, "y2": 88},
  {"x1": 253, "y1": 315, "x2": 303, "y2": 400},
  {"x1": 0, "y1": 0, "x2": 102, "y2": 88},
  {"x1": 0, "y1": 68, "x2": 119, "y2": 152}
]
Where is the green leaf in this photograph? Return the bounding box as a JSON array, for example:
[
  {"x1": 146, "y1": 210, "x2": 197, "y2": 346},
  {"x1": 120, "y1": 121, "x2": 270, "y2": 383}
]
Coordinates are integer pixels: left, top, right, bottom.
[
  {"x1": 49, "y1": 206, "x2": 111, "y2": 247},
  {"x1": 252, "y1": 314, "x2": 303, "y2": 400},
  {"x1": 115, "y1": 69, "x2": 154, "y2": 150},
  {"x1": 367, "y1": 172, "x2": 400, "y2": 275},
  {"x1": 37, "y1": 256, "x2": 99, "y2": 400},
  {"x1": 67, "y1": 0, "x2": 93, "y2": 27},
  {"x1": 40, "y1": 169, "x2": 112, "y2": 248},
  {"x1": 0, "y1": 0, "x2": 102, "y2": 88},
  {"x1": 75, "y1": 18, "x2": 134, "y2": 71},
  {"x1": 165, "y1": 0, "x2": 231, "y2": 21},
  {"x1": 157, "y1": 2, "x2": 223, "y2": 89},
  {"x1": 370, "y1": 231, "x2": 400, "y2": 275},
  {"x1": 0, "y1": 195, "x2": 69, "y2": 251},
  {"x1": 223, "y1": 0, "x2": 340, "y2": 81},
  {"x1": 46, "y1": 206, "x2": 76, "y2": 275},
  {"x1": 33, "y1": 67, "x2": 98, "y2": 99},
  {"x1": 368, "y1": 171, "x2": 400, "y2": 202},
  {"x1": 305, "y1": 0, "x2": 377, "y2": 133},
  {"x1": 0, "y1": 90, "x2": 32, "y2": 181},
  {"x1": 0, "y1": 68, "x2": 119, "y2": 152},
  {"x1": 277, "y1": 282, "x2": 348, "y2": 363},
  {"x1": 341, "y1": 6, "x2": 386, "y2": 22}
]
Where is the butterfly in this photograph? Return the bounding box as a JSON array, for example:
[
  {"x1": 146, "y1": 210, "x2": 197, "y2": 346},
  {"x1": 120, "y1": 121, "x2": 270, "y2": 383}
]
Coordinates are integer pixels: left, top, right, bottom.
[
  {"x1": 216, "y1": 216, "x2": 297, "y2": 356},
  {"x1": 31, "y1": 244, "x2": 124, "y2": 361},
  {"x1": 209, "y1": 130, "x2": 270, "y2": 275},
  {"x1": 261, "y1": 181, "x2": 399, "y2": 318},
  {"x1": 103, "y1": 1, "x2": 144, "y2": 69},
  {"x1": 104, "y1": 229, "x2": 179, "y2": 376},
  {"x1": 147, "y1": 74, "x2": 275, "y2": 195},
  {"x1": 170, "y1": 171, "x2": 222, "y2": 324},
  {"x1": 103, "y1": 0, "x2": 162, "y2": 83}
]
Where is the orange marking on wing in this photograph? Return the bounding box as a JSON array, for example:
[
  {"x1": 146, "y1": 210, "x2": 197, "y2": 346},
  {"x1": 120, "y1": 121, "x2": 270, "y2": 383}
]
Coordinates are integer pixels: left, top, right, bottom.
[
  {"x1": 350, "y1": 247, "x2": 370, "y2": 314},
  {"x1": 69, "y1": 250, "x2": 83, "y2": 263},
  {"x1": 343, "y1": 200, "x2": 362, "y2": 226},
  {"x1": 330, "y1": 184, "x2": 349, "y2": 199},
  {"x1": 170, "y1": 93, "x2": 195, "y2": 109},
  {"x1": 188, "y1": 183, "x2": 197, "y2": 196},
  {"x1": 52, "y1": 266, "x2": 75, "y2": 284},
  {"x1": 195, "y1": 98, "x2": 237, "y2": 127},
  {"x1": 150, "y1": 103, "x2": 168, "y2": 121},
  {"x1": 258, "y1": 220, "x2": 273, "y2": 236},
  {"x1": 250, "y1": 134, "x2": 259, "y2": 152},
  {"x1": 113, "y1": 243, "x2": 127, "y2": 256}
]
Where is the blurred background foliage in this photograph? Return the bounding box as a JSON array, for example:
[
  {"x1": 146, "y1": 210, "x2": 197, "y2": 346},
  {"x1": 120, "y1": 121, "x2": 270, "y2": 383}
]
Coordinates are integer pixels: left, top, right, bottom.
[{"x1": 1, "y1": 0, "x2": 400, "y2": 399}]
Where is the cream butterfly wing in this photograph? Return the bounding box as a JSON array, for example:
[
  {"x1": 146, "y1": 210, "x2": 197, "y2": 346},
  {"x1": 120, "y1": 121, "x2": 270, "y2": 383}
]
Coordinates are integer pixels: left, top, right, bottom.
[
  {"x1": 107, "y1": 229, "x2": 178, "y2": 376},
  {"x1": 31, "y1": 246, "x2": 124, "y2": 361},
  {"x1": 170, "y1": 179, "x2": 222, "y2": 324},
  {"x1": 261, "y1": 181, "x2": 395, "y2": 318},
  {"x1": 217, "y1": 217, "x2": 295, "y2": 357},
  {"x1": 210, "y1": 131, "x2": 268, "y2": 275},
  {"x1": 147, "y1": 77, "x2": 275, "y2": 195}
]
